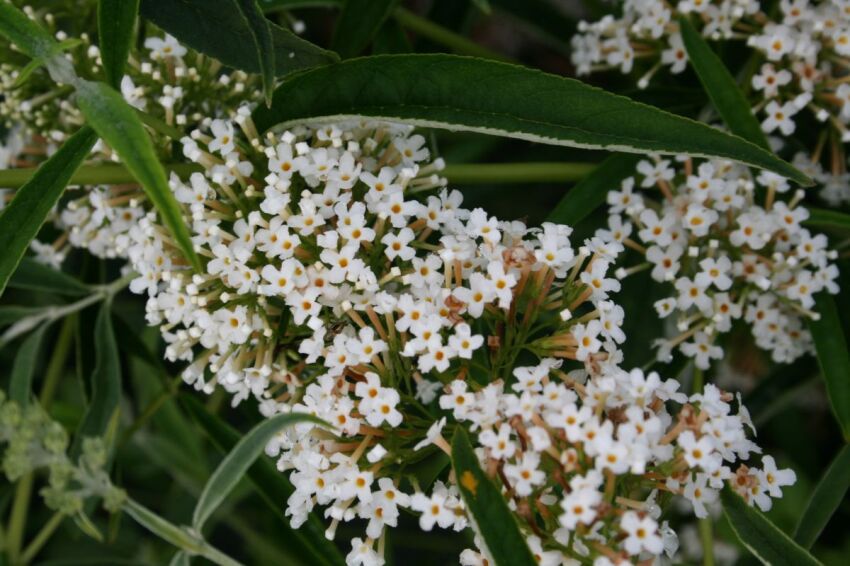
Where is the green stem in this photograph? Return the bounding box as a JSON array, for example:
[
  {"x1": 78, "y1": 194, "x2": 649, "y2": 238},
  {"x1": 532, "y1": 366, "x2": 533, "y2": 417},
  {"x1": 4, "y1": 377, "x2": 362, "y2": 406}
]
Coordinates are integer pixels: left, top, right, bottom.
[
  {"x1": 38, "y1": 315, "x2": 76, "y2": 410},
  {"x1": 117, "y1": 387, "x2": 176, "y2": 448},
  {"x1": 5, "y1": 474, "x2": 34, "y2": 564},
  {"x1": 0, "y1": 274, "x2": 134, "y2": 348},
  {"x1": 442, "y1": 162, "x2": 597, "y2": 184},
  {"x1": 134, "y1": 108, "x2": 185, "y2": 140},
  {"x1": 392, "y1": 7, "x2": 514, "y2": 63},
  {"x1": 692, "y1": 365, "x2": 704, "y2": 395},
  {"x1": 699, "y1": 517, "x2": 715, "y2": 566},
  {"x1": 19, "y1": 512, "x2": 64, "y2": 564},
  {"x1": 0, "y1": 163, "x2": 203, "y2": 189}
]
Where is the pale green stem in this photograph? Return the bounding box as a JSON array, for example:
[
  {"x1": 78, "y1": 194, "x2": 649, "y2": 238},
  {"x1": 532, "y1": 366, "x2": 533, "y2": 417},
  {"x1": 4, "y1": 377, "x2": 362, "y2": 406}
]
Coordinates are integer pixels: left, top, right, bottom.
[
  {"x1": 5, "y1": 474, "x2": 34, "y2": 564},
  {"x1": 19, "y1": 512, "x2": 64, "y2": 564},
  {"x1": 134, "y1": 108, "x2": 185, "y2": 140},
  {"x1": 442, "y1": 162, "x2": 597, "y2": 184},
  {"x1": 699, "y1": 517, "x2": 715, "y2": 566},
  {"x1": 0, "y1": 274, "x2": 134, "y2": 348},
  {"x1": 393, "y1": 7, "x2": 514, "y2": 63},
  {"x1": 0, "y1": 163, "x2": 202, "y2": 189},
  {"x1": 1, "y1": 161, "x2": 595, "y2": 189},
  {"x1": 38, "y1": 315, "x2": 76, "y2": 410}
]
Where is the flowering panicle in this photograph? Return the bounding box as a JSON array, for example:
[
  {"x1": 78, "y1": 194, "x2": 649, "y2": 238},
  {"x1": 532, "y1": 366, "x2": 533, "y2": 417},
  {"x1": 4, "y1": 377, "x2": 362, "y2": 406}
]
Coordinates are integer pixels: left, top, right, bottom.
[
  {"x1": 114, "y1": 113, "x2": 796, "y2": 564},
  {"x1": 595, "y1": 155, "x2": 839, "y2": 367},
  {"x1": 571, "y1": 0, "x2": 850, "y2": 204}
]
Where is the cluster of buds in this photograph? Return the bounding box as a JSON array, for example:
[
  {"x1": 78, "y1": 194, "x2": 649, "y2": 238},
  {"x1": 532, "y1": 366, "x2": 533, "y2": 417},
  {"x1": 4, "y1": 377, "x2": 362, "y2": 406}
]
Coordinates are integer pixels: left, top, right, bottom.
[
  {"x1": 116, "y1": 113, "x2": 795, "y2": 564},
  {"x1": 0, "y1": 392, "x2": 126, "y2": 519},
  {"x1": 570, "y1": 0, "x2": 850, "y2": 204},
  {"x1": 595, "y1": 156, "x2": 839, "y2": 366}
]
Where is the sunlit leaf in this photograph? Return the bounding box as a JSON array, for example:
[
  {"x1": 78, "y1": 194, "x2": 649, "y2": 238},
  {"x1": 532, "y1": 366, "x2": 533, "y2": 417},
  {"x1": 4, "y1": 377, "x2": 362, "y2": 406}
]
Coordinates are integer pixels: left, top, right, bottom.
[
  {"x1": 75, "y1": 80, "x2": 201, "y2": 272},
  {"x1": 192, "y1": 410, "x2": 327, "y2": 531},
  {"x1": 182, "y1": 395, "x2": 344, "y2": 566},
  {"x1": 252, "y1": 54, "x2": 809, "y2": 184}
]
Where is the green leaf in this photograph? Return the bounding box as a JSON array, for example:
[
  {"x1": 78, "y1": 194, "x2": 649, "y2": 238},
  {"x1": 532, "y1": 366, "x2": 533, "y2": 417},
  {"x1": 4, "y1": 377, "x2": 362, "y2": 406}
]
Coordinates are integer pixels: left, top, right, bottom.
[
  {"x1": 75, "y1": 80, "x2": 201, "y2": 272},
  {"x1": 139, "y1": 0, "x2": 338, "y2": 76},
  {"x1": 73, "y1": 301, "x2": 121, "y2": 454},
  {"x1": 7, "y1": 259, "x2": 90, "y2": 297},
  {"x1": 252, "y1": 54, "x2": 810, "y2": 184},
  {"x1": 9, "y1": 324, "x2": 48, "y2": 408},
  {"x1": 191, "y1": 410, "x2": 326, "y2": 531},
  {"x1": 808, "y1": 293, "x2": 850, "y2": 440},
  {"x1": 0, "y1": 306, "x2": 46, "y2": 327},
  {"x1": 804, "y1": 208, "x2": 850, "y2": 232},
  {"x1": 169, "y1": 552, "x2": 191, "y2": 566},
  {"x1": 122, "y1": 498, "x2": 239, "y2": 565},
  {"x1": 721, "y1": 486, "x2": 822, "y2": 566},
  {"x1": 235, "y1": 0, "x2": 276, "y2": 105},
  {"x1": 0, "y1": 127, "x2": 97, "y2": 297},
  {"x1": 678, "y1": 16, "x2": 769, "y2": 150},
  {"x1": 371, "y1": 18, "x2": 412, "y2": 54},
  {"x1": 547, "y1": 153, "x2": 640, "y2": 226},
  {"x1": 0, "y1": 2, "x2": 77, "y2": 84},
  {"x1": 332, "y1": 0, "x2": 398, "y2": 58},
  {"x1": 98, "y1": 0, "x2": 140, "y2": 89},
  {"x1": 471, "y1": 0, "x2": 491, "y2": 14},
  {"x1": 451, "y1": 427, "x2": 536, "y2": 566},
  {"x1": 181, "y1": 395, "x2": 344, "y2": 566},
  {"x1": 793, "y1": 445, "x2": 850, "y2": 549},
  {"x1": 0, "y1": 2, "x2": 58, "y2": 60}
]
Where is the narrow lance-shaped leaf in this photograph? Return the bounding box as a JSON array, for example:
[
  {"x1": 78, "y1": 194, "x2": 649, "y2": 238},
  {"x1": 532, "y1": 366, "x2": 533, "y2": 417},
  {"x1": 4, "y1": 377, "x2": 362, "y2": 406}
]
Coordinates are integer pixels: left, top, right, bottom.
[
  {"x1": 139, "y1": 0, "x2": 338, "y2": 77},
  {"x1": 73, "y1": 301, "x2": 122, "y2": 455},
  {"x1": 252, "y1": 54, "x2": 809, "y2": 184},
  {"x1": 0, "y1": 2, "x2": 57, "y2": 60},
  {"x1": 75, "y1": 80, "x2": 202, "y2": 272},
  {"x1": 804, "y1": 207, "x2": 850, "y2": 232},
  {"x1": 678, "y1": 16, "x2": 769, "y2": 149},
  {"x1": 7, "y1": 259, "x2": 90, "y2": 297},
  {"x1": 192, "y1": 411, "x2": 327, "y2": 531},
  {"x1": 793, "y1": 445, "x2": 850, "y2": 549},
  {"x1": 9, "y1": 324, "x2": 49, "y2": 408},
  {"x1": 98, "y1": 0, "x2": 140, "y2": 89},
  {"x1": 808, "y1": 293, "x2": 850, "y2": 440},
  {"x1": 0, "y1": 2, "x2": 77, "y2": 83},
  {"x1": 332, "y1": 0, "x2": 399, "y2": 58},
  {"x1": 547, "y1": 153, "x2": 640, "y2": 226},
  {"x1": 451, "y1": 428, "x2": 537, "y2": 566},
  {"x1": 182, "y1": 395, "x2": 345, "y2": 566},
  {"x1": 0, "y1": 127, "x2": 97, "y2": 297},
  {"x1": 721, "y1": 486, "x2": 822, "y2": 566},
  {"x1": 235, "y1": 0, "x2": 276, "y2": 105}
]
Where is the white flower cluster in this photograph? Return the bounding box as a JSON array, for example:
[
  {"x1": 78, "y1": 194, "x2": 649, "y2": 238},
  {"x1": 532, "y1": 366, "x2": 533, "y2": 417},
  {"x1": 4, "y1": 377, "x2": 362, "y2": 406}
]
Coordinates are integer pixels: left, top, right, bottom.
[
  {"x1": 116, "y1": 113, "x2": 795, "y2": 564},
  {"x1": 595, "y1": 156, "x2": 839, "y2": 367},
  {"x1": 452, "y1": 364, "x2": 794, "y2": 565},
  {"x1": 571, "y1": 0, "x2": 850, "y2": 204},
  {"x1": 1, "y1": 29, "x2": 254, "y2": 267}
]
